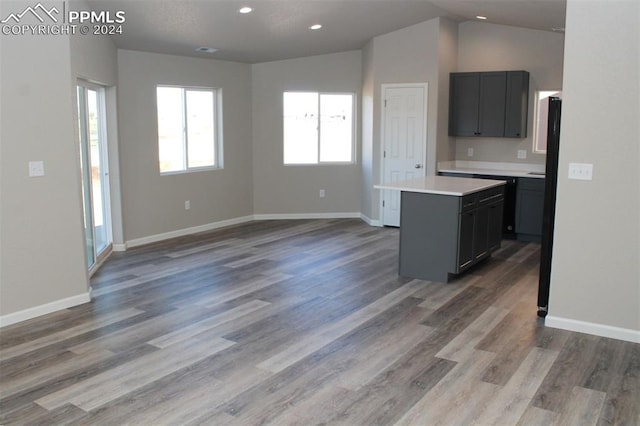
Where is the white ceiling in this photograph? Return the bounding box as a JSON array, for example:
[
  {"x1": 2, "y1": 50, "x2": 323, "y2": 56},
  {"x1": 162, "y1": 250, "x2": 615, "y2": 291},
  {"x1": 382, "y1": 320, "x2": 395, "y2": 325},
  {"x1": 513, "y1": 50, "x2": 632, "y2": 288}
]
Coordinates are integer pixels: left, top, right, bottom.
[{"x1": 88, "y1": 0, "x2": 566, "y2": 63}]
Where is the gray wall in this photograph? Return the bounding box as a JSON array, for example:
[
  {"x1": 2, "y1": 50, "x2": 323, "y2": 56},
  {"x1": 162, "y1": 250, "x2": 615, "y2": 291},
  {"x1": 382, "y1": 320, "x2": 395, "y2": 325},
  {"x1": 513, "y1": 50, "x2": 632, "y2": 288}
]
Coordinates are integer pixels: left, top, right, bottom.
[
  {"x1": 251, "y1": 51, "x2": 363, "y2": 216},
  {"x1": 549, "y1": 0, "x2": 639, "y2": 336},
  {"x1": 455, "y1": 21, "x2": 565, "y2": 165},
  {"x1": 69, "y1": 0, "x2": 118, "y2": 86},
  {"x1": 117, "y1": 50, "x2": 253, "y2": 242},
  {"x1": 436, "y1": 18, "x2": 459, "y2": 165},
  {"x1": 361, "y1": 41, "x2": 376, "y2": 222},
  {"x1": 0, "y1": 8, "x2": 88, "y2": 317},
  {"x1": 361, "y1": 19, "x2": 439, "y2": 222},
  {"x1": 69, "y1": 0, "x2": 123, "y2": 248},
  {"x1": 361, "y1": 18, "x2": 451, "y2": 222}
]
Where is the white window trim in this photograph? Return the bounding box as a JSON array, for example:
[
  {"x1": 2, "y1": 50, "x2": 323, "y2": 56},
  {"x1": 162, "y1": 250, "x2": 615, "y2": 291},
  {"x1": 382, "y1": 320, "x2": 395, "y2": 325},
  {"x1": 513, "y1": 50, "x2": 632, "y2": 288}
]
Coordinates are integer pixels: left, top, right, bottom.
[
  {"x1": 532, "y1": 89, "x2": 562, "y2": 155},
  {"x1": 283, "y1": 91, "x2": 357, "y2": 166},
  {"x1": 157, "y1": 85, "x2": 224, "y2": 175}
]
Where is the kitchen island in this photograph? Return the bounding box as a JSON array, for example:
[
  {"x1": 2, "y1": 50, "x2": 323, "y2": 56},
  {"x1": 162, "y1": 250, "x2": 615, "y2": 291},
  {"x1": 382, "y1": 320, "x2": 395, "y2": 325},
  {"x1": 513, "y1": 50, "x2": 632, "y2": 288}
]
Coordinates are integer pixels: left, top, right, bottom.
[{"x1": 376, "y1": 176, "x2": 506, "y2": 283}]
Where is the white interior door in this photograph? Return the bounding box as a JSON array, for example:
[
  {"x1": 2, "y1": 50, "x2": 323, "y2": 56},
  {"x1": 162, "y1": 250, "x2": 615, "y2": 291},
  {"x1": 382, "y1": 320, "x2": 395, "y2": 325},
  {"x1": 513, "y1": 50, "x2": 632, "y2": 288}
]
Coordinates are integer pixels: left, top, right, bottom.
[{"x1": 381, "y1": 84, "x2": 427, "y2": 227}]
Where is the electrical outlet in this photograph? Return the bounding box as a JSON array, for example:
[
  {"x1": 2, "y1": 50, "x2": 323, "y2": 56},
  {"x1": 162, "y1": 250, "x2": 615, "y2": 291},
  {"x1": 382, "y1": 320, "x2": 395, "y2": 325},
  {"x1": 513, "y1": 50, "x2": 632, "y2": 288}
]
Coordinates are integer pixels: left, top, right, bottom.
[
  {"x1": 568, "y1": 163, "x2": 593, "y2": 181},
  {"x1": 28, "y1": 161, "x2": 45, "y2": 177},
  {"x1": 517, "y1": 150, "x2": 527, "y2": 159},
  {"x1": 319, "y1": 189, "x2": 325, "y2": 198},
  {"x1": 185, "y1": 200, "x2": 190, "y2": 210},
  {"x1": 467, "y1": 147, "x2": 474, "y2": 157}
]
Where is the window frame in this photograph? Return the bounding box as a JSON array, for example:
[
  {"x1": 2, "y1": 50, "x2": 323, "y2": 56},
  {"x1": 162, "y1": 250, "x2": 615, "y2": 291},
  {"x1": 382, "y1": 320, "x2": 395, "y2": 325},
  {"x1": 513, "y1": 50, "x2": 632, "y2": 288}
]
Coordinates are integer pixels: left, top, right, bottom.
[
  {"x1": 283, "y1": 90, "x2": 356, "y2": 166},
  {"x1": 532, "y1": 89, "x2": 561, "y2": 154},
  {"x1": 156, "y1": 85, "x2": 223, "y2": 175}
]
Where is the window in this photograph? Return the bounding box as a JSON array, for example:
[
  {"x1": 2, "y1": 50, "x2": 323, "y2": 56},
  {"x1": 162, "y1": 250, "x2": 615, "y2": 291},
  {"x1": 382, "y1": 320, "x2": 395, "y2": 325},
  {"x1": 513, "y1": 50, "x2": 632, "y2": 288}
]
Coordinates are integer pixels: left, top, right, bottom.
[
  {"x1": 157, "y1": 86, "x2": 222, "y2": 174},
  {"x1": 532, "y1": 90, "x2": 561, "y2": 154},
  {"x1": 283, "y1": 92, "x2": 354, "y2": 164}
]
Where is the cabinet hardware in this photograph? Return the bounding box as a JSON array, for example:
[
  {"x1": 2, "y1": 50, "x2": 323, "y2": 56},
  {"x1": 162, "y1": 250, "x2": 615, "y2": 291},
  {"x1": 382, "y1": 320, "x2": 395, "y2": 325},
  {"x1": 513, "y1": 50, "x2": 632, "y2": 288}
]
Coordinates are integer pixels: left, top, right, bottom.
[{"x1": 480, "y1": 193, "x2": 503, "y2": 203}]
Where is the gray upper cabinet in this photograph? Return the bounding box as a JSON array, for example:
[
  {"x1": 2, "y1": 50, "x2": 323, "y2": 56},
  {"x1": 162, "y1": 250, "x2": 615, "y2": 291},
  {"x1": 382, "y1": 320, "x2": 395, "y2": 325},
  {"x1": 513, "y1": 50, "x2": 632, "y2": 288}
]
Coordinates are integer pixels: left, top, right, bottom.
[
  {"x1": 449, "y1": 70, "x2": 529, "y2": 138},
  {"x1": 448, "y1": 72, "x2": 481, "y2": 137},
  {"x1": 504, "y1": 71, "x2": 530, "y2": 137},
  {"x1": 478, "y1": 72, "x2": 507, "y2": 137}
]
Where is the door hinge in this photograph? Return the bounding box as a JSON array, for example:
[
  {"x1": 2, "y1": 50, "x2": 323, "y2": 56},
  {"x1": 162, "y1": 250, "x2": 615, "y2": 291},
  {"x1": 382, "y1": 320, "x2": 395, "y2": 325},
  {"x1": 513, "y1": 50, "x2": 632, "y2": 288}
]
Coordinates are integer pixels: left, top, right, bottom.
[
  {"x1": 382, "y1": 200, "x2": 385, "y2": 207},
  {"x1": 383, "y1": 150, "x2": 386, "y2": 158},
  {"x1": 384, "y1": 99, "x2": 387, "y2": 107}
]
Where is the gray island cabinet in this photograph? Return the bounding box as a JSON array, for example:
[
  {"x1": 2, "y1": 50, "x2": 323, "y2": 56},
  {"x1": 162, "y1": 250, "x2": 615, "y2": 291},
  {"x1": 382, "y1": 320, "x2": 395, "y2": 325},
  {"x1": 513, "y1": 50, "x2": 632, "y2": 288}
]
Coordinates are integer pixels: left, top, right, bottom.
[{"x1": 376, "y1": 176, "x2": 506, "y2": 283}]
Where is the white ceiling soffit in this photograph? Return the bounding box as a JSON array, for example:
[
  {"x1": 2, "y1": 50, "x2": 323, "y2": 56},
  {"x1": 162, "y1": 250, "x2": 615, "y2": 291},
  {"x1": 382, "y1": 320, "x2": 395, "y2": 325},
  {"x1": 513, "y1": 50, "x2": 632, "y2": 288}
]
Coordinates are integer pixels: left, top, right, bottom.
[{"x1": 87, "y1": 0, "x2": 566, "y2": 64}]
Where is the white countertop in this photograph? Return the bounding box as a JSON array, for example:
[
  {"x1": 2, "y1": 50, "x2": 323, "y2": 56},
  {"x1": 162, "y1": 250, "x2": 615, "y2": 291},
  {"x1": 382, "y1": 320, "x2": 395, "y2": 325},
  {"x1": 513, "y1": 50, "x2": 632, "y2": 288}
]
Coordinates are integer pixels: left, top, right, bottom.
[
  {"x1": 437, "y1": 161, "x2": 546, "y2": 179},
  {"x1": 375, "y1": 176, "x2": 506, "y2": 196}
]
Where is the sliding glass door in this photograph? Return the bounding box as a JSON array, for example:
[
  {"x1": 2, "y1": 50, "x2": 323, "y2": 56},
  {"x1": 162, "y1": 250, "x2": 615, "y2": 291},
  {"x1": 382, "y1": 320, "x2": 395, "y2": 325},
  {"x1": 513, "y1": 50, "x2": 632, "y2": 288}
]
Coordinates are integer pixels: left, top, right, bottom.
[{"x1": 77, "y1": 82, "x2": 112, "y2": 269}]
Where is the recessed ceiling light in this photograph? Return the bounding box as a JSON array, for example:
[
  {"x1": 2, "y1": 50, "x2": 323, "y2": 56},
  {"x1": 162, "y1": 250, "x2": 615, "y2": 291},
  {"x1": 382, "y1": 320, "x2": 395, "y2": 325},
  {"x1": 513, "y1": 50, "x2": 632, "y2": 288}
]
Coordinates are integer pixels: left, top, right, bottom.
[
  {"x1": 196, "y1": 47, "x2": 218, "y2": 53},
  {"x1": 309, "y1": 24, "x2": 322, "y2": 30},
  {"x1": 476, "y1": 15, "x2": 488, "y2": 20},
  {"x1": 239, "y1": 6, "x2": 253, "y2": 14}
]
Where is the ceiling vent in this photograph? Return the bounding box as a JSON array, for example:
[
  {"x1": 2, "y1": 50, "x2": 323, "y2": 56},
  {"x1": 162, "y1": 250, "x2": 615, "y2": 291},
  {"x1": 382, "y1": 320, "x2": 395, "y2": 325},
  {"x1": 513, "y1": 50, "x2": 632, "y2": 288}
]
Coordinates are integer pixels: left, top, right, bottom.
[{"x1": 196, "y1": 47, "x2": 218, "y2": 53}]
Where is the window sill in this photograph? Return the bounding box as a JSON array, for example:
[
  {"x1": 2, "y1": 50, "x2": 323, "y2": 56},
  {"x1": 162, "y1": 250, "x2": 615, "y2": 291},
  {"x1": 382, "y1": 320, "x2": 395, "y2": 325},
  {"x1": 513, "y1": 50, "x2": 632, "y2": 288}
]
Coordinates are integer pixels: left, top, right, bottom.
[
  {"x1": 283, "y1": 162, "x2": 356, "y2": 167},
  {"x1": 160, "y1": 166, "x2": 223, "y2": 176}
]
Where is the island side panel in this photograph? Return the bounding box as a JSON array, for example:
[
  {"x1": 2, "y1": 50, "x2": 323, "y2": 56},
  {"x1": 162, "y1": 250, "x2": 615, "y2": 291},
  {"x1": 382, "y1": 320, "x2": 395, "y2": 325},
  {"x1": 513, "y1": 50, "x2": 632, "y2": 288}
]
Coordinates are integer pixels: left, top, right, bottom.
[{"x1": 398, "y1": 191, "x2": 460, "y2": 282}]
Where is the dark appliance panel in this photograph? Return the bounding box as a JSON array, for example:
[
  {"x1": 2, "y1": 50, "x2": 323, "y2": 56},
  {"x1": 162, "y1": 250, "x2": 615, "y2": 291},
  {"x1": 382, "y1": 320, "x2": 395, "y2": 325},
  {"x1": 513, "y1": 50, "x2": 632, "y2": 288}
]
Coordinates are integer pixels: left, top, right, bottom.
[{"x1": 537, "y1": 97, "x2": 562, "y2": 317}]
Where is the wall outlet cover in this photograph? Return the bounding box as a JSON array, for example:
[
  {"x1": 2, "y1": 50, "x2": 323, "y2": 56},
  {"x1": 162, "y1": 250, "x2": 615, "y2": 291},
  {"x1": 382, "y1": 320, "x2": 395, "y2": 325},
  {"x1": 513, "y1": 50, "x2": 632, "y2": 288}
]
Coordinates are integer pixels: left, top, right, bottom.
[
  {"x1": 28, "y1": 161, "x2": 45, "y2": 177},
  {"x1": 568, "y1": 163, "x2": 593, "y2": 181}
]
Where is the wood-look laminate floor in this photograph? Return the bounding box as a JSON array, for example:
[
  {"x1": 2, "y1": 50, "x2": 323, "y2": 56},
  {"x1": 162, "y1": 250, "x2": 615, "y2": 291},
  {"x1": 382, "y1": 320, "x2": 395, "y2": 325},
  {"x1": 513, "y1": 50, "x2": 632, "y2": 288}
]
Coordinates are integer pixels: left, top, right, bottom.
[{"x1": 1, "y1": 219, "x2": 638, "y2": 425}]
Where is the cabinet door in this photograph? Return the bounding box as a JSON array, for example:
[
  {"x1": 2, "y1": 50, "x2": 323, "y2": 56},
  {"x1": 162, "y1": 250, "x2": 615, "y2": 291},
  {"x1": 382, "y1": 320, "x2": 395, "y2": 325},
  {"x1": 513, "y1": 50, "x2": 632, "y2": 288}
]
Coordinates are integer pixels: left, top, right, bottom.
[
  {"x1": 458, "y1": 211, "x2": 475, "y2": 269},
  {"x1": 478, "y1": 72, "x2": 507, "y2": 137},
  {"x1": 505, "y1": 71, "x2": 530, "y2": 138},
  {"x1": 516, "y1": 178, "x2": 545, "y2": 239},
  {"x1": 473, "y1": 206, "x2": 490, "y2": 260},
  {"x1": 449, "y1": 73, "x2": 480, "y2": 137},
  {"x1": 516, "y1": 190, "x2": 544, "y2": 236},
  {"x1": 487, "y1": 202, "x2": 504, "y2": 251}
]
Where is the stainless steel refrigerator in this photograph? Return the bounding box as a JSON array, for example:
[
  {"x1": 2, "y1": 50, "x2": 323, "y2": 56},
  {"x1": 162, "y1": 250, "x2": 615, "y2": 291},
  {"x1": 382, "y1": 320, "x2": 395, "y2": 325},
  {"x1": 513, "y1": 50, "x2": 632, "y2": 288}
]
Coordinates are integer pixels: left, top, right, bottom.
[{"x1": 537, "y1": 96, "x2": 562, "y2": 317}]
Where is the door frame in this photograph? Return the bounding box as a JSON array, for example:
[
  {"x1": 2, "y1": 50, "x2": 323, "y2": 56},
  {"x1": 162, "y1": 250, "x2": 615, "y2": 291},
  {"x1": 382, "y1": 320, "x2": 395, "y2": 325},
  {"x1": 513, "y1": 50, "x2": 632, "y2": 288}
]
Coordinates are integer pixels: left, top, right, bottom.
[
  {"x1": 77, "y1": 80, "x2": 113, "y2": 274},
  {"x1": 379, "y1": 82, "x2": 429, "y2": 226}
]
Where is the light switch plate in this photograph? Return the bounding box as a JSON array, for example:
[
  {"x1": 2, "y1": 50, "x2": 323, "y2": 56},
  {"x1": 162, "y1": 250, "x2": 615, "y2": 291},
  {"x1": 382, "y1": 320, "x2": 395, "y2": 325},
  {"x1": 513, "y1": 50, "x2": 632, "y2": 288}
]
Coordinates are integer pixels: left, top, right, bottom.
[
  {"x1": 28, "y1": 161, "x2": 45, "y2": 177},
  {"x1": 467, "y1": 147, "x2": 474, "y2": 157},
  {"x1": 568, "y1": 163, "x2": 593, "y2": 180}
]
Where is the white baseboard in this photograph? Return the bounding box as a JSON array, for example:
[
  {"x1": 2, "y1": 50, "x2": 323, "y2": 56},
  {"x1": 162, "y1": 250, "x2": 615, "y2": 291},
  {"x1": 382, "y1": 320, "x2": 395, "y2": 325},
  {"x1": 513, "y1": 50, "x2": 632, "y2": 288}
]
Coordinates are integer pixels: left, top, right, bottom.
[
  {"x1": 112, "y1": 243, "x2": 127, "y2": 252},
  {"x1": 124, "y1": 213, "x2": 371, "y2": 250},
  {"x1": 545, "y1": 315, "x2": 640, "y2": 344},
  {"x1": 126, "y1": 215, "x2": 255, "y2": 248},
  {"x1": 360, "y1": 213, "x2": 382, "y2": 227},
  {"x1": 253, "y1": 212, "x2": 361, "y2": 221},
  {"x1": 0, "y1": 292, "x2": 91, "y2": 328}
]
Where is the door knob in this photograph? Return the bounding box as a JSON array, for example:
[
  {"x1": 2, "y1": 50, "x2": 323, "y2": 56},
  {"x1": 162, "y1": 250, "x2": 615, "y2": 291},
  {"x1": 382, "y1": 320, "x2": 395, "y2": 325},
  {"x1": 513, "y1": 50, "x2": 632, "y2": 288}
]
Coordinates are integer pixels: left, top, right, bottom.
[{"x1": 415, "y1": 164, "x2": 422, "y2": 169}]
